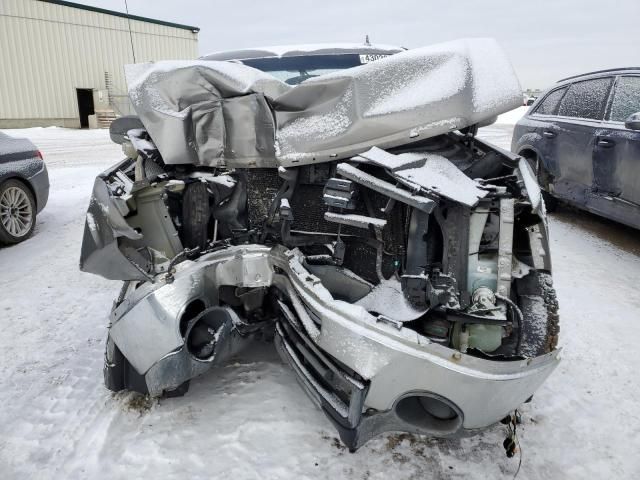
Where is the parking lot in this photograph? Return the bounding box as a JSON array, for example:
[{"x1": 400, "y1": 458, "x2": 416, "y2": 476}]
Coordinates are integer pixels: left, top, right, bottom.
[{"x1": 1, "y1": 113, "x2": 639, "y2": 479}]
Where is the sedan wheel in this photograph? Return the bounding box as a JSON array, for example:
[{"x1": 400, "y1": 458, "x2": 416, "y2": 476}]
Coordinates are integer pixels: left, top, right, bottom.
[{"x1": 0, "y1": 180, "x2": 36, "y2": 244}]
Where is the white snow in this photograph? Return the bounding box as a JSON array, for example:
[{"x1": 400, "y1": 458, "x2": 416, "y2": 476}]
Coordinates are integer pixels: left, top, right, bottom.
[
  {"x1": 476, "y1": 106, "x2": 529, "y2": 151},
  {"x1": 324, "y1": 211, "x2": 387, "y2": 229},
  {"x1": 355, "y1": 147, "x2": 488, "y2": 206},
  {"x1": 364, "y1": 52, "x2": 468, "y2": 116},
  {"x1": 467, "y1": 39, "x2": 522, "y2": 112},
  {"x1": 356, "y1": 277, "x2": 426, "y2": 321},
  {"x1": 495, "y1": 105, "x2": 529, "y2": 125},
  {"x1": 277, "y1": 89, "x2": 354, "y2": 147},
  {"x1": 393, "y1": 152, "x2": 488, "y2": 206},
  {"x1": 126, "y1": 60, "x2": 290, "y2": 114},
  {"x1": 304, "y1": 38, "x2": 521, "y2": 119},
  {"x1": 1, "y1": 124, "x2": 639, "y2": 479},
  {"x1": 132, "y1": 39, "x2": 522, "y2": 169},
  {"x1": 126, "y1": 60, "x2": 287, "y2": 94},
  {"x1": 356, "y1": 146, "x2": 424, "y2": 171}
]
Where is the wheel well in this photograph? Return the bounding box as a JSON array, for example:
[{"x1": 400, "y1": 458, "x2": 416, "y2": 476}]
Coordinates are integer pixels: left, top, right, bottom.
[
  {"x1": 179, "y1": 299, "x2": 206, "y2": 337},
  {"x1": 0, "y1": 176, "x2": 38, "y2": 210},
  {"x1": 517, "y1": 148, "x2": 537, "y2": 160},
  {"x1": 517, "y1": 148, "x2": 554, "y2": 187}
]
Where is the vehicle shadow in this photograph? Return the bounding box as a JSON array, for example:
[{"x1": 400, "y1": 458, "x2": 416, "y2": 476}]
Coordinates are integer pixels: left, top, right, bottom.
[
  {"x1": 0, "y1": 223, "x2": 43, "y2": 250},
  {"x1": 551, "y1": 203, "x2": 640, "y2": 256}
]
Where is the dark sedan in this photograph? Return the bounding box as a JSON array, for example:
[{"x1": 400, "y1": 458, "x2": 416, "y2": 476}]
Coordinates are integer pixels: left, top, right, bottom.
[
  {"x1": 511, "y1": 68, "x2": 640, "y2": 229},
  {"x1": 0, "y1": 132, "x2": 49, "y2": 244}
]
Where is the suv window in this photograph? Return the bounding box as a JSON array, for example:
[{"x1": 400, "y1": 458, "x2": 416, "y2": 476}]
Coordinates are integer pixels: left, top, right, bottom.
[
  {"x1": 557, "y1": 77, "x2": 613, "y2": 120},
  {"x1": 609, "y1": 76, "x2": 640, "y2": 122},
  {"x1": 534, "y1": 88, "x2": 567, "y2": 115}
]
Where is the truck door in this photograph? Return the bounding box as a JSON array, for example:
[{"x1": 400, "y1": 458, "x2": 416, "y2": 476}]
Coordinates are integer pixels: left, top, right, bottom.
[{"x1": 594, "y1": 75, "x2": 640, "y2": 205}]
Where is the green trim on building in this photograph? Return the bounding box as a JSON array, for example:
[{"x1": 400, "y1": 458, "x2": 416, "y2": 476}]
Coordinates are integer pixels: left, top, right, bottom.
[{"x1": 37, "y1": 0, "x2": 200, "y2": 32}]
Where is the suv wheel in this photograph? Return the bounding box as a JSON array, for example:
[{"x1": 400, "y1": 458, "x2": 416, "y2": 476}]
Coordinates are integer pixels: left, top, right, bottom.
[{"x1": 0, "y1": 179, "x2": 36, "y2": 244}]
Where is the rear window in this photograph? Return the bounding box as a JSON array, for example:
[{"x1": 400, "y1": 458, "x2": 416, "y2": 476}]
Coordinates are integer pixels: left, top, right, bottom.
[
  {"x1": 534, "y1": 88, "x2": 567, "y2": 115},
  {"x1": 557, "y1": 77, "x2": 613, "y2": 120},
  {"x1": 609, "y1": 76, "x2": 640, "y2": 122},
  {"x1": 241, "y1": 54, "x2": 380, "y2": 85}
]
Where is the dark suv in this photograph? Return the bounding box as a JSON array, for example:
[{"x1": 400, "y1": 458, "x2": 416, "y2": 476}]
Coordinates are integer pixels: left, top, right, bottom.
[{"x1": 512, "y1": 68, "x2": 640, "y2": 229}]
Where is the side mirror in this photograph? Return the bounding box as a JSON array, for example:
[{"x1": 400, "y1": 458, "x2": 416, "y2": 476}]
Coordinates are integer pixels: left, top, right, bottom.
[
  {"x1": 624, "y1": 112, "x2": 640, "y2": 131},
  {"x1": 109, "y1": 115, "x2": 144, "y2": 144}
]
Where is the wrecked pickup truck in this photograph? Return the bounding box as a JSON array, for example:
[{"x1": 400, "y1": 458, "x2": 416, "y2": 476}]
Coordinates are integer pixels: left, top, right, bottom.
[{"x1": 80, "y1": 38, "x2": 560, "y2": 451}]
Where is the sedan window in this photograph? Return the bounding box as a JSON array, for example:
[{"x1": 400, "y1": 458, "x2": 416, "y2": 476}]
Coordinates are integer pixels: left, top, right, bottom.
[
  {"x1": 534, "y1": 88, "x2": 567, "y2": 115},
  {"x1": 609, "y1": 76, "x2": 640, "y2": 122},
  {"x1": 557, "y1": 77, "x2": 613, "y2": 120}
]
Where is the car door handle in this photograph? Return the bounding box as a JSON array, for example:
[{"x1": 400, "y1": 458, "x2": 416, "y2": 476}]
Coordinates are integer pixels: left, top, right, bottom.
[
  {"x1": 597, "y1": 138, "x2": 615, "y2": 148},
  {"x1": 542, "y1": 130, "x2": 556, "y2": 138}
]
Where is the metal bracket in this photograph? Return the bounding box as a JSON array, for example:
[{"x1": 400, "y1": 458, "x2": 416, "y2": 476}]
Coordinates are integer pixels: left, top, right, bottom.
[{"x1": 496, "y1": 198, "x2": 515, "y2": 297}]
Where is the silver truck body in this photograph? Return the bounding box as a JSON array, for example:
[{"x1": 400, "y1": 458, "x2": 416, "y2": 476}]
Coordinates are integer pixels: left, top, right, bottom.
[{"x1": 80, "y1": 38, "x2": 560, "y2": 450}]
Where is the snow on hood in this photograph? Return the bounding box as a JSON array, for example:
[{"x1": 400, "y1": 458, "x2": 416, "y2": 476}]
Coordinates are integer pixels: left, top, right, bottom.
[{"x1": 126, "y1": 38, "x2": 522, "y2": 168}]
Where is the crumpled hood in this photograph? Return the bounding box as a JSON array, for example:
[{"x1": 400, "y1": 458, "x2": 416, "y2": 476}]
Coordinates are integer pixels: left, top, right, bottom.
[{"x1": 126, "y1": 38, "x2": 522, "y2": 168}]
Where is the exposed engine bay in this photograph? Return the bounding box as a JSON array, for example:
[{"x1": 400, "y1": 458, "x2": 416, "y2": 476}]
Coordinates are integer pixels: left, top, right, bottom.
[{"x1": 80, "y1": 39, "x2": 560, "y2": 451}]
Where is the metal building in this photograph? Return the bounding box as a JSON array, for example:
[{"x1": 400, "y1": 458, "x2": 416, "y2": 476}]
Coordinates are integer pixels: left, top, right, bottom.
[{"x1": 0, "y1": 0, "x2": 199, "y2": 128}]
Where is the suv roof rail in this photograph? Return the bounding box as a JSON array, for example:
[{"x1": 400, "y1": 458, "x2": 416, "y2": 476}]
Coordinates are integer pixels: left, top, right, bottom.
[{"x1": 557, "y1": 67, "x2": 640, "y2": 83}]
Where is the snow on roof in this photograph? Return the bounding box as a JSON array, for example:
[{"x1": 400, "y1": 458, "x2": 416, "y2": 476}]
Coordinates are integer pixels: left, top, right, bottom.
[
  {"x1": 275, "y1": 38, "x2": 522, "y2": 165},
  {"x1": 125, "y1": 59, "x2": 290, "y2": 111},
  {"x1": 201, "y1": 43, "x2": 404, "y2": 61}
]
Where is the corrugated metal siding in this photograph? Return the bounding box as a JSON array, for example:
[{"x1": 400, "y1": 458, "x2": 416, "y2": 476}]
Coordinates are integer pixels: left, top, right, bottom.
[{"x1": 0, "y1": 0, "x2": 198, "y2": 121}]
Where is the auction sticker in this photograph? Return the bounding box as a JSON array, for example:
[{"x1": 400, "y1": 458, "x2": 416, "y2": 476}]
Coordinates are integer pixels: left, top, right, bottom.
[{"x1": 359, "y1": 54, "x2": 390, "y2": 64}]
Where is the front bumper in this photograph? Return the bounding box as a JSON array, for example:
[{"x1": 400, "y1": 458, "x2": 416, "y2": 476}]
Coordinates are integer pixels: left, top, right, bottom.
[
  {"x1": 28, "y1": 162, "x2": 49, "y2": 214},
  {"x1": 109, "y1": 244, "x2": 560, "y2": 448}
]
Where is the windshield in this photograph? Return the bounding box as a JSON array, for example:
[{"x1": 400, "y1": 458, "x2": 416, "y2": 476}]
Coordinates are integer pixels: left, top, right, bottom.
[{"x1": 241, "y1": 53, "x2": 389, "y2": 85}]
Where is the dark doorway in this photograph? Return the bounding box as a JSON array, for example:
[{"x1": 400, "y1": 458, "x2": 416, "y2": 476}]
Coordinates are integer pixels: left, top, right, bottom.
[{"x1": 76, "y1": 89, "x2": 95, "y2": 128}]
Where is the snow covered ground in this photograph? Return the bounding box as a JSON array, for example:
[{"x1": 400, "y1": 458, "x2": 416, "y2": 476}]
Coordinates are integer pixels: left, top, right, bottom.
[{"x1": 1, "y1": 115, "x2": 639, "y2": 479}]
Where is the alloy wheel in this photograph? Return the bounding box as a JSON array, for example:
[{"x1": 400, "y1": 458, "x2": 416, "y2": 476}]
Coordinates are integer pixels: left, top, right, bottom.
[{"x1": 0, "y1": 186, "x2": 33, "y2": 237}]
